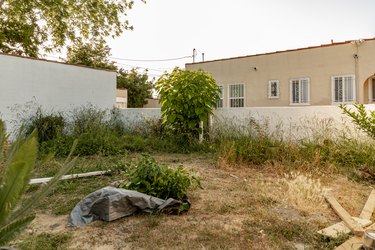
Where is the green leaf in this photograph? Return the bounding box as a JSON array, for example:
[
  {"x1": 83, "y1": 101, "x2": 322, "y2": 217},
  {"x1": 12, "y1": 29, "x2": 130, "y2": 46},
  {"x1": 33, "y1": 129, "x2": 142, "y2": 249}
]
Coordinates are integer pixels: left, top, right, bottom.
[
  {"x1": 168, "y1": 113, "x2": 176, "y2": 123},
  {"x1": 0, "y1": 215, "x2": 35, "y2": 245}
]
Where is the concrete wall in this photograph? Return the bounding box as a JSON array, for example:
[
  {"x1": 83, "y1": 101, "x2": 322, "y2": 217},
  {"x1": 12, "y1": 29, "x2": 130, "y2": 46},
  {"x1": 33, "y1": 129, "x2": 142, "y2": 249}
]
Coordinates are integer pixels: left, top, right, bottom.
[
  {"x1": 186, "y1": 39, "x2": 375, "y2": 107},
  {"x1": 0, "y1": 53, "x2": 116, "y2": 132},
  {"x1": 117, "y1": 105, "x2": 375, "y2": 141},
  {"x1": 143, "y1": 98, "x2": 161, "y2": 108}
]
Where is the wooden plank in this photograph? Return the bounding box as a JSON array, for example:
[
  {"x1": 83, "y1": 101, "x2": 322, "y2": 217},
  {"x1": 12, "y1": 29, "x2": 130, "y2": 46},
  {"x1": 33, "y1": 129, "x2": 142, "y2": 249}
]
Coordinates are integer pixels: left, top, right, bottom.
[
  {"x1": 325, "y1": 194, "x2": 364, "y2": 236},
  {"x1": 360, "y1": 190, "x2": 375, "y2": 220},
  {"x1": 29, "y1": 170, "x2": 111, "y2": 184},
  {"x1": 335, "y1": 236, "x2": 363, "y2": 250},
  {"x1": 318, "y1": 217, "x2": 372, "y2": 238}
]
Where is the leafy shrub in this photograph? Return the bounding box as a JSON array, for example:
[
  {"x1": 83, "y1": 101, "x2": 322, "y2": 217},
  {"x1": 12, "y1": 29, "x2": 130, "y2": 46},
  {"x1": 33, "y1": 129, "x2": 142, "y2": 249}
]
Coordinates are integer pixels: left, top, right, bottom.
[
  {"x1": 25, "y1": 108, "x2": 65, "y2": 143},
  {"x1": 340, "y1": 103, "x2": 375, "y2": 139},
  {"x1": 118, "y1": 155, "x2": 201, "y2": 201},
  {"x1": 155, "y1": 68, "x2": 219, "y2": 136}
]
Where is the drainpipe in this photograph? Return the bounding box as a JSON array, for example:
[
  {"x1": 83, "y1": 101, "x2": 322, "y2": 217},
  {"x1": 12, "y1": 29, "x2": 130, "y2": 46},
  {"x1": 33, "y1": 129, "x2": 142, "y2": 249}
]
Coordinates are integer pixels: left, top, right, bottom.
[{"x1": 351, "y1": 39, "x2": 364, "y2": 103}]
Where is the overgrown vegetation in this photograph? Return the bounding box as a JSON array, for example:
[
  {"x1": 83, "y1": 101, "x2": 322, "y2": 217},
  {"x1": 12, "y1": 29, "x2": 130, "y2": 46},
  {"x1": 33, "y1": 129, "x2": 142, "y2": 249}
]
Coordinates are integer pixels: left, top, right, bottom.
[
  {"x1": 118, "y1": 155, "x2": 201, "y2": 203},
  {"x1": 12, "y1": 103, "x2": 375, "y2": 180},
  {"x1": 19, "y1": 105, "x2": 212, "y2": 157},
  {"x1": 213, "y1": 115, "x2": 375, "y2": 179}
]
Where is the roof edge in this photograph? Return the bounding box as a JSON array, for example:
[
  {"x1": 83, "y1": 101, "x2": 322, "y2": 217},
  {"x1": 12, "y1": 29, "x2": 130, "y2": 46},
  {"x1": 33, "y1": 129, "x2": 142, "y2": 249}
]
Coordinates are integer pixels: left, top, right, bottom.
[{"x1": 186, "y1": 38, "x2": 375, "y2": 66}]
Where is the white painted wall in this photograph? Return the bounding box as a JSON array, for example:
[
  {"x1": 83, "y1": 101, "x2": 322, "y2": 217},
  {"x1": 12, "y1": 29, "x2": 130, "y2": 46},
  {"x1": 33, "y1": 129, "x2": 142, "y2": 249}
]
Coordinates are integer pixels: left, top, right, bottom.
[
  {"x1": 118, "y1": 105, "x2": 375, "y2": 141},
  {"x1": 119, "y1": 108, "x2": 161, "y2": 125},
  {"x1": 0, "y1": 53, "x2": 116, "y2": 132}
]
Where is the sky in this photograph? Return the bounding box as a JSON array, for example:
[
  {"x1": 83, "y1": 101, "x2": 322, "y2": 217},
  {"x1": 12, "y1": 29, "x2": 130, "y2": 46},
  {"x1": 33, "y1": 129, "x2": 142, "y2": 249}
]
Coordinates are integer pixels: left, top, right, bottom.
[{"x1": 104, "y1": 0, "x2": 374, "y2": 79}]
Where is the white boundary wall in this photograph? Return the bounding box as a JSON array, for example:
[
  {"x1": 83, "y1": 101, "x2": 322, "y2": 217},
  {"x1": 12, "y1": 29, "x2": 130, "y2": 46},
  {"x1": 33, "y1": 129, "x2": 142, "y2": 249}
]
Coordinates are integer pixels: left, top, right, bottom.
[
  {"x1": 119, "y1": 105, "x2": 375, "y2": 141},
  {"x1": 0, "y1": 54, "x2": 116, "y2": 132}
]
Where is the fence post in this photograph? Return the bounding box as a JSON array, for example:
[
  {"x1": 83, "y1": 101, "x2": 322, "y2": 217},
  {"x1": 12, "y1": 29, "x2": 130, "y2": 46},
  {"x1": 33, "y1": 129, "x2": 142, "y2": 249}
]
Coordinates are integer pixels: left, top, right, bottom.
[{"x1": 199, "y1": 121, "x2": 203, "y2": 143}]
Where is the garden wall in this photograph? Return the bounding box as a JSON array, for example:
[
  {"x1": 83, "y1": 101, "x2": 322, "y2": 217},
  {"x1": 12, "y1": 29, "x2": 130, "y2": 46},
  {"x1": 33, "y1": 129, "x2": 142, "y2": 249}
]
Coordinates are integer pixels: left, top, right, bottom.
[
  {"x1": 0, "y1": 53, "x2": 116, "y2": 133},
  {"x1": 119, "y1": 105, "x2": 375, "y2": 141}
]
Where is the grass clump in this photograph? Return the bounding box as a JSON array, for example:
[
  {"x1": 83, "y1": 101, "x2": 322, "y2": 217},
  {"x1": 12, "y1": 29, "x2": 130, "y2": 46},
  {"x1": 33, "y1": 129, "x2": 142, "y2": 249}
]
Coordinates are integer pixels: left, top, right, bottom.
[
  {"x1": 16, "y1": 232, "x2": 72, "y2": 250},
  {"x1": 118, "y1": 155, "x2": 201, "y2": 202},
  {"x1": 281, "y1": 172, "x2": 328, "y2": 212}
]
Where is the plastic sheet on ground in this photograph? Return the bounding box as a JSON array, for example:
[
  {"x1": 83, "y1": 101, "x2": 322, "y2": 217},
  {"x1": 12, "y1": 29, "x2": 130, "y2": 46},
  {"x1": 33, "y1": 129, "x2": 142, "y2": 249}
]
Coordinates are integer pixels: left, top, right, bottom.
[{"x1": 68, "y1": 186, "x2": 182, "y2": 227}]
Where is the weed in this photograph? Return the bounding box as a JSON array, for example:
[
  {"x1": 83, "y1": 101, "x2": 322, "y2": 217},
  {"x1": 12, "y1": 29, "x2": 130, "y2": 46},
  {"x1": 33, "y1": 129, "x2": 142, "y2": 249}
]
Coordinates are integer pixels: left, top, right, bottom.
[{"x1": 118, "y1": 155, "x2": 201, "y2": 202}]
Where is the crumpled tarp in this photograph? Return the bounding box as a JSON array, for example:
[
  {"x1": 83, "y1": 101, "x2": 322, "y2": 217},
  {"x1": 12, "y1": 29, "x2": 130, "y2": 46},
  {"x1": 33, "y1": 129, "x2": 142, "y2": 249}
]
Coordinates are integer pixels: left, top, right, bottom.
[{"x1": 68, "y1": 186, "x2": 182, "y2": 227}]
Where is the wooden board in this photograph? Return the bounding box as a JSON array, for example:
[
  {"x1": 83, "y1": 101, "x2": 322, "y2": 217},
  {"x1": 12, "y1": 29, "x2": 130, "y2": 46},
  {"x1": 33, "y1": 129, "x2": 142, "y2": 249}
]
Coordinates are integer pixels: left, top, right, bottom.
[
  {"x1": 360, "y1": 189, "x2": 375, "y2": 220},
  {"x1": 335, "y1": 236, "x2": 363, "y2": 250},
  {"x1": 325, "y1": 194, "x2": 364, "y2": 236},
  {"x1": 318, "y1": 217, "x2": 372, "y2": 238}
]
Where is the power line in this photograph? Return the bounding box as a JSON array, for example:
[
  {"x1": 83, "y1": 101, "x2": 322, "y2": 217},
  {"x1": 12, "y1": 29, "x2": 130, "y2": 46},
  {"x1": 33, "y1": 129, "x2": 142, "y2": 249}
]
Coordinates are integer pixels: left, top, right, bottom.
[
  {"x1": 114, "y1": 62, "x2": 169, "y2": 73},
  {"x1": 109, "y1": 55, "x2": 192, "y2": 62}
]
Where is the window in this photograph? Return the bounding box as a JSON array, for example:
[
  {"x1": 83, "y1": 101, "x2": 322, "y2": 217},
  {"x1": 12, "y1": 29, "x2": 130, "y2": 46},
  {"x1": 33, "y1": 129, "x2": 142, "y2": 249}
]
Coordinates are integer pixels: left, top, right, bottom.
[
  {"x1": 268, "y1": 80, "x2": 279, "y2": 98},
  {"x1": 331, "y1": 75, "x2": 355, "y2": 103},
  {"x1": 290, "y1": 78, "x2": 309, "y2": 104},
  {"x1": 229, "y1": 83, "x2": 244, "y2": 107},
  {"x1": 217, "y1": 85, "x2": 224, "y2": 108}
]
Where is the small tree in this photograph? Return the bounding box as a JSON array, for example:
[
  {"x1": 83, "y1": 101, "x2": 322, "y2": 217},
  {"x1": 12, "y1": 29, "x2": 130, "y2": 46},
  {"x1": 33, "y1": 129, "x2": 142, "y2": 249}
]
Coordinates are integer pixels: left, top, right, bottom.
[
  {"x1": 116, "y1": 68, "x2": 153, "y2": 108},
  {"x1": 155, "y1": 68, "x2": 220, "y2": 136},
  {"x1": 340, "y1": 103, "x2": 375, "y2": 139}
]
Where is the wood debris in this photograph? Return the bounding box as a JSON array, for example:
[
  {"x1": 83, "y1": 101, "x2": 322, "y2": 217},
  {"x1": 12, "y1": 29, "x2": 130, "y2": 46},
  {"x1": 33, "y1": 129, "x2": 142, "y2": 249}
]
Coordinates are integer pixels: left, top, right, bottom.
[{"x1": 318, "y1": 190, "x2": 375, "y2": 249}]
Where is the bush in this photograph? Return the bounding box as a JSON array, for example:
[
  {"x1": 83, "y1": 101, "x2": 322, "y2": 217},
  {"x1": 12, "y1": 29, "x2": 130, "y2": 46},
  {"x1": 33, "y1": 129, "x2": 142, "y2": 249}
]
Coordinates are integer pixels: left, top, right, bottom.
[
  {"x1": 68, "y1": 104, "x2": 107, "y2": 136},
  {"x1": 25, "y1": 108, "x2": 65, "y2": 143},
  {"x1": 118, "y1": 155, "x2": 201, "y2": 201}
]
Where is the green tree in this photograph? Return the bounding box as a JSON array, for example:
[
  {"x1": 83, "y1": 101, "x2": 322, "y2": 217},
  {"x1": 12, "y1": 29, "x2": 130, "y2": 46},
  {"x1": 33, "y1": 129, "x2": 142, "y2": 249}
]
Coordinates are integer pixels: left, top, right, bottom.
[
  {"x1": 155, "y1": 68, "x2": 220, "y2": 135},
  {"x1": 0, "y1": 0, "x2": 143, "y2": 57},
  {"x1": 66, "y1": 39, "x2": 117, "y2": 70},
  {"x1": 116, "y1": 68, "x2": 153, "y2": 108}
]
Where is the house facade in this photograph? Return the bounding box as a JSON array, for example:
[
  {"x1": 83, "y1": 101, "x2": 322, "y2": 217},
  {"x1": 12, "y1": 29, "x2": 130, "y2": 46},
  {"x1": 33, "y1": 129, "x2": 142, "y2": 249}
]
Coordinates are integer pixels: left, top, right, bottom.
[{"x1": 185, "y1": 38, "x2": 375, "y2": 107}]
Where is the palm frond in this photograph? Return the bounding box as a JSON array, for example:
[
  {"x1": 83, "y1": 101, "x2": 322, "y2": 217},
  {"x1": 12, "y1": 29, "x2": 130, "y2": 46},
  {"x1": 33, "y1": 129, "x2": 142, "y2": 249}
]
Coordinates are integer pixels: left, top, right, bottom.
[
  {"x1": 0, "y1": 120, "x2": 8, "y2": 163},
  {"x1": 0, "y1": 132, "x2": 38, "y2": 225},
  {"x1": 9, "y1": 140, "x2": 78, "y2": 223},
  {"x1": 0, "y1": 215, "x2": 34, "y2": 246}
]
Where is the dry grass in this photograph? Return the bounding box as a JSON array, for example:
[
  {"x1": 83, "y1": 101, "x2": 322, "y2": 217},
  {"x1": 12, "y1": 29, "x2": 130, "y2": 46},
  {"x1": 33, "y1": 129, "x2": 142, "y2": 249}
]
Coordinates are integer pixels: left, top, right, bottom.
[
  {"x1": 279, "y1": 172, "x2": 329, "y2": 214},
  {"x1": 11, "y1": 153, "x2": 374, "y2": 249}
]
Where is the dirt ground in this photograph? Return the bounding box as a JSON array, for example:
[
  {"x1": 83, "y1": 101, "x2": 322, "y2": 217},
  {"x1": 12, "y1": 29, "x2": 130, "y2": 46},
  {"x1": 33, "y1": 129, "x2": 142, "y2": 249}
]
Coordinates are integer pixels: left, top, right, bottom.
[{"x1": 13, "y1": 154, "x2": 374, "y2": 249}]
